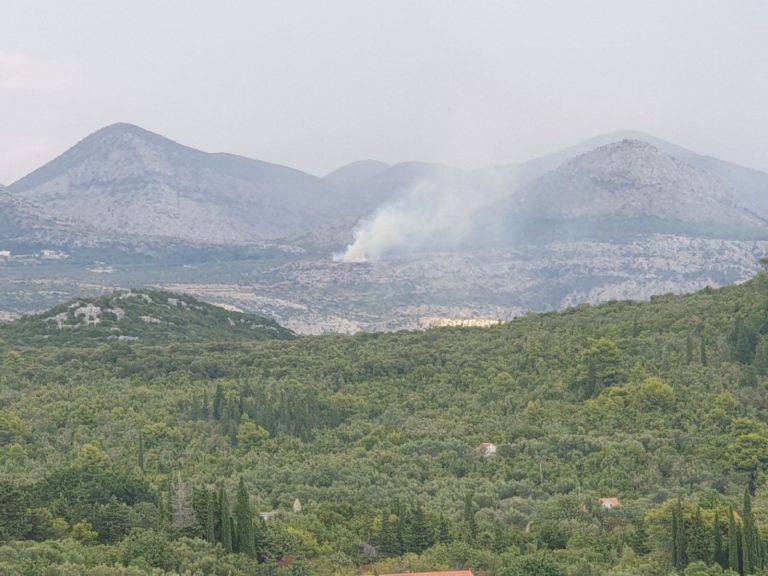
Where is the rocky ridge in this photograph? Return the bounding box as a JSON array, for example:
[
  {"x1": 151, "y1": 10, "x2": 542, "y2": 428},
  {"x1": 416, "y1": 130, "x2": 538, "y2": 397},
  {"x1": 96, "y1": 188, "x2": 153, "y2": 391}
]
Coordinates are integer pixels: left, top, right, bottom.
[
  {"x1": 0, "y1": 288, "x2": 294, "y2": 345},
  {"x1": 514, "y1": 140, "x2": 766, "y2": 228}
]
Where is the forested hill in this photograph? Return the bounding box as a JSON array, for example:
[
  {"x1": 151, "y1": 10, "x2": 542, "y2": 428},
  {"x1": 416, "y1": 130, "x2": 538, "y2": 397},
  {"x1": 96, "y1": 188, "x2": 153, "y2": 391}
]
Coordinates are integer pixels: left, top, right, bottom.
[
  {"x1": 4, "y1": 276, "x2": 768, "y2": 575},
  {"x1": 0, "y1": 288, "x2": 294, "y2": 346}
]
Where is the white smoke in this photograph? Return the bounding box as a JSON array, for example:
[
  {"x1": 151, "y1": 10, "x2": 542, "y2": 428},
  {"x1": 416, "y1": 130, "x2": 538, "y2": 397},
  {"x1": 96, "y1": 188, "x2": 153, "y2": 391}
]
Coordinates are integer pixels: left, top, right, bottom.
[{"x1": 334, "y1": 168, "x2": 516, "y2": 263}]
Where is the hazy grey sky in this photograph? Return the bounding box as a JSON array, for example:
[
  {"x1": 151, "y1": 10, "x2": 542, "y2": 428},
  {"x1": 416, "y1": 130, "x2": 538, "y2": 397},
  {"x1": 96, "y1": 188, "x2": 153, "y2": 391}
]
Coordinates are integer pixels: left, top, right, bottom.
[{"x1": 2, "y1": 1, "x2": 767, "y2": 184}]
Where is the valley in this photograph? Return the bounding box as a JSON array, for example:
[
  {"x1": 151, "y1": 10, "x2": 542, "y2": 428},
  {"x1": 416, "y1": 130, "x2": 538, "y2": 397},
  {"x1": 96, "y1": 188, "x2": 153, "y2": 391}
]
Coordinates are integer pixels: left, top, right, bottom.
[{"x1": 2, "y1": 233, "x2": 766, "y2": 334}]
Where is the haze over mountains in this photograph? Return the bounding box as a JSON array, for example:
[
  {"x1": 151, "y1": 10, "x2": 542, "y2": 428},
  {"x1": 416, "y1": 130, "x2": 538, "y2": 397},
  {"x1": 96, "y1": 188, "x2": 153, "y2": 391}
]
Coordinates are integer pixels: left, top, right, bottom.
[{"x1": 3, "y1": 122, "x2": 768, "y2": 332}]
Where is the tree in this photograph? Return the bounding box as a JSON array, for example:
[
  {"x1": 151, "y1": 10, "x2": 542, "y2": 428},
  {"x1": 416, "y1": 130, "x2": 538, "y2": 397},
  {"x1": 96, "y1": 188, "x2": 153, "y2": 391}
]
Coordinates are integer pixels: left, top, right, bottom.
[
  {"x1": 137, "y1": 430, "x2": 145, "y2": 473},
  {"x1": 236, "y1": 417, "x2": 270, "y2": 450},
  {"x1": 0, "y1": 480, "x2": 30, "y2": 543},
  {"x1": 236, "y1": 477, "x2": 256, "y2": 557},
  {"x1": 377, "y1": 513, "x2": 400, "y2": 556},
  {"x1": 92, "y1": 496, "x2": 131, "y2": 543},
  {"x1": 687, "y1": 506, "x2": 710, "y2": 564},
  {"x1": 206, "y1": 490, "x2": 216, "y2": 543},
  {"x1": 219, "y1": 486, "x2": 233, "y2": 553},
  {"x1": 406, "y1": 504, "x2": 433, "y2": 554},
  {"x1": 123, "y1": 528, "x2": 179, "y2": 572},
  {"x1": 499, "y1": 551, "x2": 563, "y2": 576},
  {"x1": 464, "y1": 491, "x2": 477, "y2": 544},
  {"x1": 742, "y1": 487, "x2": 760, "y2": 574},
  {"x1": 70, "y1": 520, "x2": 98, "y2": 544},
  {"x1": 578, "y1": 338, "x2": 626, "y2": 398},
  {"x1": 713, "y1": 509, "x2": 724, "y2": 568},
  {"x1": 673, "y1": 499, "x2": 687, "y2": 570},
  {"x1": 172, "y1": 477, "x2": 196, "y2": 530},
  {"x1": 213, "y1": 384, "x2": 224, "y2": 420},
  {"x1": 728, "y1": 506, "x2": 739, "y2": 574}
]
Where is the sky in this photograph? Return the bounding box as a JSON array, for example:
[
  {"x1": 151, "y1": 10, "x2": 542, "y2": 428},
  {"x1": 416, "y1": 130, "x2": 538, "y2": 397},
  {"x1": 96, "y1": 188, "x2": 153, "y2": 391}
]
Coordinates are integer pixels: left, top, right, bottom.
[{"x1": 1, "y1": 0, "x2": 767, "y2": 184}]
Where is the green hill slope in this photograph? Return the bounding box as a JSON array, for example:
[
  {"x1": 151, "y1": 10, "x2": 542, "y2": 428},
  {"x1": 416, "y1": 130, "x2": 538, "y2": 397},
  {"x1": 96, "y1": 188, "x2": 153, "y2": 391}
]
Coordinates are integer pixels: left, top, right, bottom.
[
  {"x1": 0, "y1": 288, "x2": 294, "y2": 345},
  {"x1": 3, "y1": 276, "x2": 768, "y2": 575}
]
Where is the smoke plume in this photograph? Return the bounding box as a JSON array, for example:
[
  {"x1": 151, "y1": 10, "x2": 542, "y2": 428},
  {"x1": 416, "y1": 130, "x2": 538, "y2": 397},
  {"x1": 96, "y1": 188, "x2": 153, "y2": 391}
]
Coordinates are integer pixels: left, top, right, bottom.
[{"x1": 334, "y1": 168, "x2": 515, "y2": 262}]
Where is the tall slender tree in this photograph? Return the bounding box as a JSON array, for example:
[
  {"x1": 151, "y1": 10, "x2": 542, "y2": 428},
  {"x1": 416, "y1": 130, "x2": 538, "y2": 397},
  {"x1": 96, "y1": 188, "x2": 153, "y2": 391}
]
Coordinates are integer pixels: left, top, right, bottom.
[
  {"x1": 213, "y1": 384, "x2": 224, "y2": 420},
  {"x1": 464, "y1": 491, "x2": 477, "y2": 544},
  {"x1": 743, "y1": 487, "x2": 759, "y2": 574},
  {"x1": 219, "y1": 486, "x2": 233, "y2": 553},
  {"x1": 674, "y1": 499, "x2": 687, "y2": 570},
  {"x1": 713, "y1": 509, "x2": 724, "y2": 568},
  {"x1": 235, "y1": 477, "x2": 256, "y2": 557},
  {"x1": 672, "y1": 506, "x2": 680, "y2": 570},
  {"x1": 205, "y1": 490, "x2": 215, "y2": 543},
  {"x1": 728, "y1": 506, "x2": 740, "y2": 574},
  {"x1": 688, "y1": 506, "x2": 711, "y2": 564},
  {"x1": 137, "y1": 430, "x2": 145, "y2": 473}
]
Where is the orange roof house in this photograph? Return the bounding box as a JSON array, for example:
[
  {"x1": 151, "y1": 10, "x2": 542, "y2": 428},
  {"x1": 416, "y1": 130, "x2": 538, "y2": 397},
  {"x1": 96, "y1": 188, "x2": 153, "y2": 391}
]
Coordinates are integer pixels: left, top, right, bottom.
[{"x1": 599, "y1": 497, "x2": 622, "y2": 510}]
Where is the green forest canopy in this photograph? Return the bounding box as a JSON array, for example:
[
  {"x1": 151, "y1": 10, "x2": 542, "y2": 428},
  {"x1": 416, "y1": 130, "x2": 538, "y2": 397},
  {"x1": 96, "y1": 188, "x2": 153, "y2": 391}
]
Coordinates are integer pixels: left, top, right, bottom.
[{"x1": 4, "y1": 274, "x2": 768, "y2": 574}]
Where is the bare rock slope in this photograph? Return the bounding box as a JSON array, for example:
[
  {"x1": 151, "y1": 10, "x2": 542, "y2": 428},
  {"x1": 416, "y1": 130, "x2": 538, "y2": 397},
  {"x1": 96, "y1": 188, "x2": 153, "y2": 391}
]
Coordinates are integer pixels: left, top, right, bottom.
[
  {"x1": 515, "y1": 140, "x2": 766, "y2": 228},
  {"x1": 8, "y1": 124, "x2": 343, "y2": 243}
]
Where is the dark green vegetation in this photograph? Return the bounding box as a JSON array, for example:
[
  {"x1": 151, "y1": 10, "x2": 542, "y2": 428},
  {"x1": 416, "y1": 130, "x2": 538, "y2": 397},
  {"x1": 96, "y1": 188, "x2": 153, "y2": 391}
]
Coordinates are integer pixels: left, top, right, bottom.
[
  {"x1": 0, "y1": 288, "x2": 294, "y2": 346},
  {"x1": 5, "y1": 276, "x2": 768, "y2": 574}
]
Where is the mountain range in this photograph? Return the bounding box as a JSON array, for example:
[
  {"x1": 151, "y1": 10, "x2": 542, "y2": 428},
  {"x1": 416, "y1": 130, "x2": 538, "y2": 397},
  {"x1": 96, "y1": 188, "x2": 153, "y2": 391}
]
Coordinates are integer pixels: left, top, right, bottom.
[
  {"x1": 3, "y1": 123, "x2": 768, "y2": 332},
  {"x1": 6, "y1": 123, "x2": 768, "y2": 248}
]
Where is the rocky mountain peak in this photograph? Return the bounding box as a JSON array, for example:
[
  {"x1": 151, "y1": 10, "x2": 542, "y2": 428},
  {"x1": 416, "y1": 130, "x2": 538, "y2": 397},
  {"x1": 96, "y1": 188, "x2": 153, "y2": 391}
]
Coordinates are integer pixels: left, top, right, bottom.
[
  {"x1": 5, "y1": 123, "x2": 341, "y2": 244},
  {"x1": 518, "y1": 139, "x2": 765, "y2": 227},
  {"x1": 565, "y1": 139, "x2": 687, "y2": 183}
]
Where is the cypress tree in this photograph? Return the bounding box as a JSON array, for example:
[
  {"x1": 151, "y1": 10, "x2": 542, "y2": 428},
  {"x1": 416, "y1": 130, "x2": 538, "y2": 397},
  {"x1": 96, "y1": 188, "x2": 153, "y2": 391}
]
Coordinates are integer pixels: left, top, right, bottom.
[
  {"x1": 743, "y1": 487, "x2": 759, "y2": 575},
  {"x1": 202, "y1": 388, "x2": 210, "y2": 419},
  {"x1": 672, "y1": 505, "x2": 679, "y2": 569},
  {"x1": 213, "y1": 384, "x2": 224, "y2": 420},
  {"x1": 437, "y1": 513, "x2": 452, "y2": 544},
  {"x1": 464, "y1": 491, "x2": 477, "y2": 544},
  {"x1": 394, "y1": 505, "x2": 405, "y2": 555},
  {"x1": 190, "y1": 393, "x2": 201, "y2": 419},
  {"x1": 219, "y1": 486, "x2": 233, "y2": 553},
  {"x1": 713, "y1": 509, "x2": 724, "y2": 568},
  {"x1": 733, "y1": 317, "x2": 755, "y2": 364},
  {"x1": 407, "y1": 504, "x2": 433, "y2": 554},
  {"x1": 206, "y1": 490, "x2": 216, "y2": 543},
  {"x1": 137, "y1": 430, "x2": 144, "y2": 473},
  {"x1": 686, "y1": 333, "x2": 694, "y2": 364},
  {"x1": 378, "y1": 513, "x2": 399, "y2": 556},
  {"x1": 728, "y1": 506, "x2": 739, "y2": 574},
  {"x1": 700, "y1": 338, "x2": 708, "y2": 367},
  {"x1": 235, "y1": 477, "x2": 256, "y2": 557},
  {"x1": 688, "y1": 506, "x2": 711, "y2": 564},
  {"x1": 674, "y1": 499, "x2": 687, "y2": 570}
]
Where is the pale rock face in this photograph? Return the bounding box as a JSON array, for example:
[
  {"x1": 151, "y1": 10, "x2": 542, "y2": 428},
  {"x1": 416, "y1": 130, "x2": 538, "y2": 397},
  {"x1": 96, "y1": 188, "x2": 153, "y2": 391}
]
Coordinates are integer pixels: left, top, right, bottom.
[
  {"x1": 73, "y1": 303, "x2": 101, "y2": 324},
  {"x1": 518, "y1": 140, "x2": 765, "y2": 227},
  {"x1": 8, "y1": 123, "x2": 341, "y2": 244}
]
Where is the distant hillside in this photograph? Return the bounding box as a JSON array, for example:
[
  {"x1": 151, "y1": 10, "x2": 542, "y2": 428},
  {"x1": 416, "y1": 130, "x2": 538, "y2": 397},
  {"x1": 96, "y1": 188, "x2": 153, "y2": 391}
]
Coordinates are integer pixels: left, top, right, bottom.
[
  {"x1": 7, "y1": 123, "x2": 347, "y2": 243},
  {"x1": 500, "y1": 139, "x2": 768, "y2": 240},
  {"x1": 0, "y1": 288, "x2": 294, "y2": 346}
]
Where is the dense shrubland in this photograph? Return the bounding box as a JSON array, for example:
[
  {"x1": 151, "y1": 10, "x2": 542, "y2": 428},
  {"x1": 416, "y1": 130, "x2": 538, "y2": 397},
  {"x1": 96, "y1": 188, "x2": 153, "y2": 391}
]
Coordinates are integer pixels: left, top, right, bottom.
[{"x1": 4, "y1": 274, "x2": 768, "y2": 574}]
